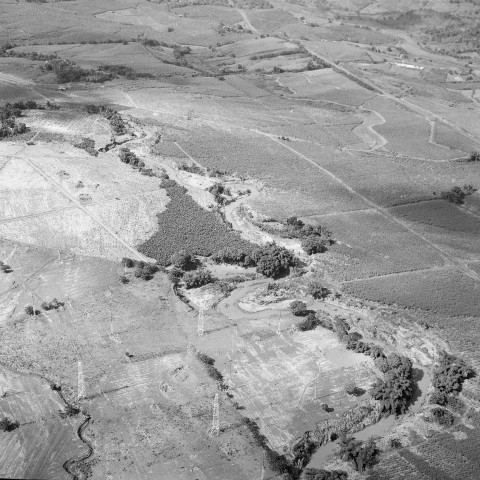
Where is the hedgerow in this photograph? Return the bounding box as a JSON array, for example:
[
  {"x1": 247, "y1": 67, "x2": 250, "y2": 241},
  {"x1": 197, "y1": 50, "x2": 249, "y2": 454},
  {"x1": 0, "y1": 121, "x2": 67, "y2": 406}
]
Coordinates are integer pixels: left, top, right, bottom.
[{"x1": 138, "y1": 181, "x2": 254, "y2": 265}]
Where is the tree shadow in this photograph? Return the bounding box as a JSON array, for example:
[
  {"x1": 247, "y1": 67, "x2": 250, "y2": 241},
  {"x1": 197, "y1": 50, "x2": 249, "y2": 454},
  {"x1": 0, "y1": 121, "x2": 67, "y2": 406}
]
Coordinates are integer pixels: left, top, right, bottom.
[{"x1": 408, "y1": 367, "x2": 425, "y2": 407}]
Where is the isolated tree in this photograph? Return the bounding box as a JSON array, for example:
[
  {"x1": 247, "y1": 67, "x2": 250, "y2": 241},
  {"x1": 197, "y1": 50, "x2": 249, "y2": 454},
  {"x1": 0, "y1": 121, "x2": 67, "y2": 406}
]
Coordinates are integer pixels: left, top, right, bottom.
[
  {"x1": 24, "y1": 305, "x2": 35, "y2": 316},
  {"x1": 302, "y1": 236, "x2": 328, "y2": 255},
  {"x1": 253, "y1": 242, "x2": 296, "y2": 277},
  {"x1": 183, "y1": 269, "x2": 214, "y2": 289},
  {"x1": 307, "y1": 281, "x2": 330, "y2": 299}
]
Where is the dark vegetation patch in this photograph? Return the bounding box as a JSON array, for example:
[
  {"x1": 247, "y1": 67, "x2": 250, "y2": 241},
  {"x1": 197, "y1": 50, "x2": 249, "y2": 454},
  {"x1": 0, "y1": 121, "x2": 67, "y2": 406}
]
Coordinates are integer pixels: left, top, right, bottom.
[
  {"x1": 440, "y1": 185, "x2": 476, "y2": 205},
  {"x1": 0, "y1": 416, "x2": 20, "y2": 432},
  {"x1": 138, "y1": 180, "x2": 254, "y2": 265},
  {"x1": 0, "y1": 261, "x2": 13, "y2": 273},
  {"x1": 0, "y1": 101, "x2": 41, "y2": 139},
  {"x1": 74, "y1": 137, "x2": 97, "y2": 156},
  {"x1": 41, "y1": 298, "x2": 65, "y2": 311},
  {"x1": 196, "y1": 352, "x2": 226, "y2": 387},
  {"x1": 85, "y1": 104, "x2": 127, "y2": 135},
  {"x1": 338, "y1": 434, "x2": 377, "y2": 472}
]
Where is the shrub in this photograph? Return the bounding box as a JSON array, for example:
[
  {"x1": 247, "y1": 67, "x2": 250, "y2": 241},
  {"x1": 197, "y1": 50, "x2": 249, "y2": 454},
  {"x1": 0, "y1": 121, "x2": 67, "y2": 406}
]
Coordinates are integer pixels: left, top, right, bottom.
[
  {"x1": 0, "y1": 416, "x2": 20, "y2": 432},
  {"x1": 122, "y1": 257, "x2": 135, "y2": 268},
  {"x1": 430, "y1": 407, "x2": 454, "y2": 426},
  {"x1": 59, "y1": 404, "x2": 81, "y2": 418},
  {"x1": 183, "y1": 269, "x2": 214, "y2": 289},
  {"x1": 290, "y1": 300, "x2": 307, "y2": 316},
  {"x1": 297, "y1": 312, "x2": 320, "y2": 331},
  {"x1": 429, "y1": 390, "x2": 447, "y2": 406},
  {"x1": 307, "y1": 281, "x2": 330, "y2": 299},
  {"x1": 196, "y1": 351, "x2": 225, "y2": 385},
  {"x1": 432, "y1": 352, "x2": 473, "y2": 394},
  {"x1": 467, "y1": 151, "x2": 480, "y2": 162},
  {"x1": 302, "y1": 236, "x2": 328, "y2": 254},
  {"x1": 207, "y1": 182, "x2": 231, "y2": 204},
  {"x1": 253, "y1": 242, "x2": 296, "y2": 277},
  {"x1": 344, "y1": 381, "x2": 357, "y2": 395},
  {"x1": 170, "y1": 250, "x2": 194, "y2": 270},
  {"x1": 168, "y1": 267, "x2": 184, "y2": 285},
  {"x1": 303, "y1": 468, "x2": 348, "y2": 480},
  {"x1": 211, "y1": 248, "x2": 254, "y2": 267},
  {"x1": 24, "y1": 305, "x2": 35, "y2": 316}
]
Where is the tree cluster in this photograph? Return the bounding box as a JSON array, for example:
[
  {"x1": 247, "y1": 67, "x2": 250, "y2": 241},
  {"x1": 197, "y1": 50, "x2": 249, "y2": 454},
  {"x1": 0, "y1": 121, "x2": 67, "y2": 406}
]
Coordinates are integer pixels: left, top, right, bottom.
[
  {"x1": 99, "y1": 64, "x2": 155, "y2": 80},
  {"x1": 369, "y1": 354, "x2": 414, "y2": 415},
  {"x1": 252, "y1": 242, "x2": 296, "y2": 277},
  {"x1": 121, "y1": 257, "x2": 160, "y2": 280},
  {"x1": 207, "y1": 182, "x2": 231, "y2": 205},
  {"x1": 297, "y1": 312, "x2": 321, "y2": 331},
  {"x1": 467, "y1": 152, "x2": 480, "y2": 162},
  {"x1": 429, "y1": 407, "x2": 455, "y2": 426},
  {"x1": 85, "y1": 105, "x2": 127, "y2": 135},
  {"x1": 432, "y1": 352, "x2": 473, "y2": 394},
  {"x1": 263, "y1": 216, "x2": 333, "y2": 255},
  {"x1": 338, "y1": 434, "x2": 377, "y2": 472},
  {"x1": 440, "y1": 185, "x2": 476, "y2": 204},
  {"x1": 211, "y1": 247, "x2": 255, "y2": 267},
  {"x1": 41, "y1": 298, "x2": 65, "y2": 311},
  {"x1": 119, "y1": 148, "x2": 145, "y2": 167}
]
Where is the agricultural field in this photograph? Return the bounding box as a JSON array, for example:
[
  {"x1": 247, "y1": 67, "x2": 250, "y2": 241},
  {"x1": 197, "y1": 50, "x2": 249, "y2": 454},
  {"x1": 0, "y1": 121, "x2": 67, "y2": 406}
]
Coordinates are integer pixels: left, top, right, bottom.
[{"x1": 343, "y1": 267, "x2": 479, "y2": 317}]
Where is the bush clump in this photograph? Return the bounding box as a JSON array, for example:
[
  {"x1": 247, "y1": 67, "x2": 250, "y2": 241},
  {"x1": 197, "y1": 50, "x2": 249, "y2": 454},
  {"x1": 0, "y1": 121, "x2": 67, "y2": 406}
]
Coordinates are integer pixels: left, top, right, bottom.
[
  {"x1": 183, "y1": 269, "x2": 214, "y2": 289},
  {"x1": 74, "y1": 137, "x2": 97, "y2": 156},
  {"x1": 0, "y1": 416, "x2": 20, "y2": 432},
  {"x1": 41, "y1": 298, "x2": 65, "y2": 311},
  {"x1": 196, "y1": 352, "x2": 225, "y2": 385},
  {"x1": 429, "y1": 407, "x2": 455, "y2": 426},
  {"x1": 338, "y1": 434, "x2": 376, "y2": 472},
  {"x1": 170, "y1": 250, "x2": 194, "y2": 270},
  {"x1": 119, "y1": 148, "x2": 144, "y2": 167},
  {"x1": 253, "y1": 242, "x2": 296, "y2": 277},
  {"x1": 59, "y1": 404, "x2": 81, "y2": 418},
  {"x1": 211, "y1": 247, "x2": 255, "y2": 267},
  {"x1": 207, "y1": 182, "x2": 231, "y2": 205}
]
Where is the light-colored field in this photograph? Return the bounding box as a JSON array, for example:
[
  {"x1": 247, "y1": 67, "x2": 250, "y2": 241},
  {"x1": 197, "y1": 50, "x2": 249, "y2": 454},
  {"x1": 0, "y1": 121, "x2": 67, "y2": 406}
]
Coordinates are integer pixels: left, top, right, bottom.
[{"x1": 0, "y1": 144, "x2": 168, "y2": 261}]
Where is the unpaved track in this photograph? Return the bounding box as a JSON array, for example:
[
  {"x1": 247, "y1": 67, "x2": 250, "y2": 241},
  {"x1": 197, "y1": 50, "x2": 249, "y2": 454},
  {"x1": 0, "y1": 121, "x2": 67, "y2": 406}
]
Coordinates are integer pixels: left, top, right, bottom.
[
  {"x1": 19, "y1": 156, "x2": 150, "y2": 262},
  {"x1": 254, "y1": 131, "x2": 480, "y2": 283}
]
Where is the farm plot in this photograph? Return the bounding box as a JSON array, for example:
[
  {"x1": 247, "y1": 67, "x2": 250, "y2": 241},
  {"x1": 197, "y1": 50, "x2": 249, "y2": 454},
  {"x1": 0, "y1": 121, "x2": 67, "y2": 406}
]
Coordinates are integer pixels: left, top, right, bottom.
[
  {"x1": 364, "y1": 97, "x2": 465, "y2": 159},
  {"x1": 289, "y1": 146, "x2": 439, "y2": 207},
  {"x1": 343, "y1": 267, "x2": 480, "y2": 317},
  {"x1": 212, "y1": 328, "x2": 376, "y2": 451},
  {"x1": 246, "y1": 9, "x2": 298, "y2": 33},
  {"x1": 305, "y1": 40, "x2": 383, "y2": 64},
  {"x1": 433, "y1": 121, "x2": 480, "y2": 155},
  {"x1": 176, "y1": 129, "x2": 370, "y2": 216},
  {"x1": 390, "y1": 200, "x2": 480, "y2": 261},
  {"x1": 307, "y1": 209, "x2": 445, "y2": 281},
  {"x1": 0, "y1": 368, "x2": 84, "y2": 480}
]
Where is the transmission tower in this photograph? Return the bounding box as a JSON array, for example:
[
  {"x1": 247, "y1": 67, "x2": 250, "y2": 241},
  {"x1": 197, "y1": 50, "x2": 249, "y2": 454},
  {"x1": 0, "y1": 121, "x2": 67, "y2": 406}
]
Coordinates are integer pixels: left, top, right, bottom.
[
  {"x1": 208, "y1": 393, "x2": 220, "y2": 436},
  {"x1": 197, "y1": 308, "x2": 205, "y2": 337},
  {"x1": 77, "y1": 360, "x2": 85, "y2": 400}
]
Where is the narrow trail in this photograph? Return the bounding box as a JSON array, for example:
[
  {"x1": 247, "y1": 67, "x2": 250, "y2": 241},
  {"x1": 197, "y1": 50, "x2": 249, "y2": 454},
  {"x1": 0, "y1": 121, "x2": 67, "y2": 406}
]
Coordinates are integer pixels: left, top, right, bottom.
[
  {"x1": 20, "y1": 156, "x2": 150, "y2": 262},
  {"x1": 254, "y1": 130, "x2": 480, "y2": 283}
]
